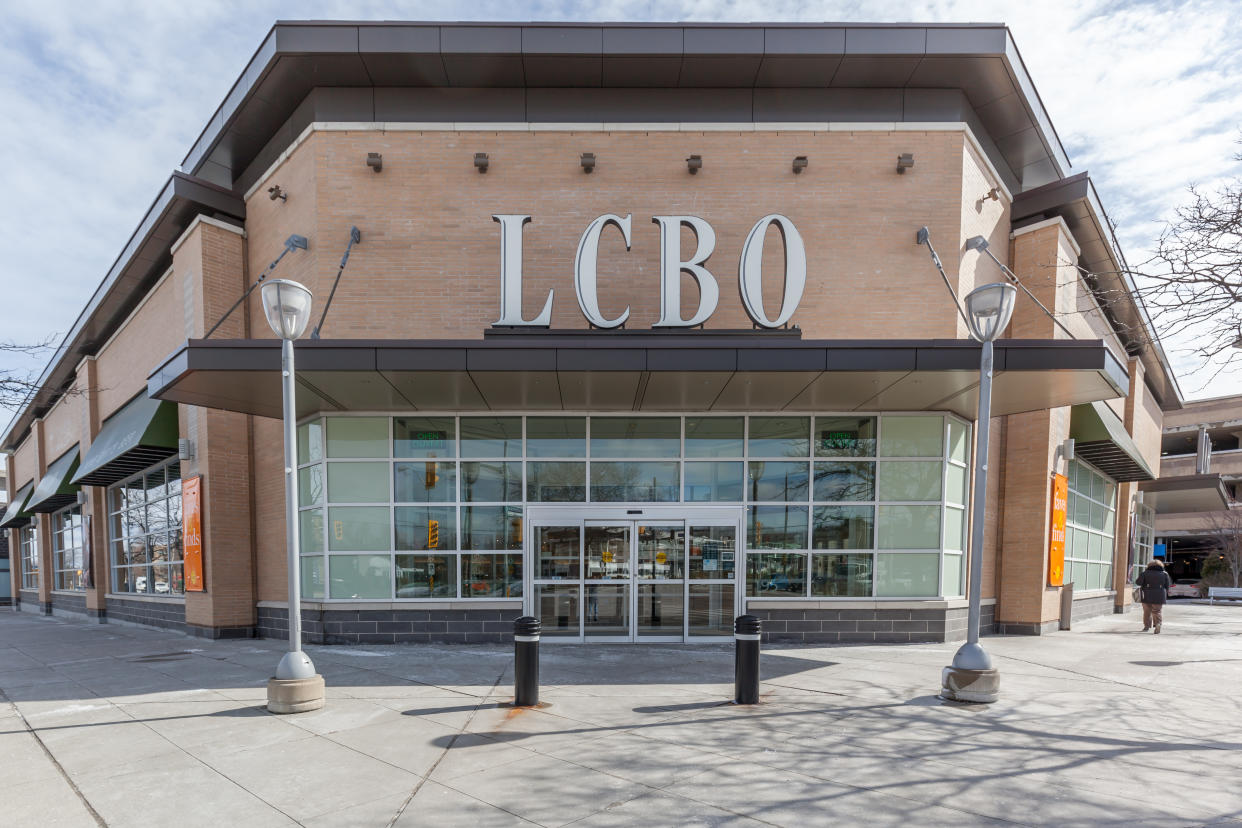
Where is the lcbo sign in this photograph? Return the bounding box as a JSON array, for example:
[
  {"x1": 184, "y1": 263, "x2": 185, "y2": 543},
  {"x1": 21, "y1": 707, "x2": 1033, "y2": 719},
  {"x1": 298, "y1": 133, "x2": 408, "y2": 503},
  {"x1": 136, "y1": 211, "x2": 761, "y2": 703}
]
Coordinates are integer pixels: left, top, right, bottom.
[{"x1": 492, "y1": 213, "x2": 808, "y2": 329}]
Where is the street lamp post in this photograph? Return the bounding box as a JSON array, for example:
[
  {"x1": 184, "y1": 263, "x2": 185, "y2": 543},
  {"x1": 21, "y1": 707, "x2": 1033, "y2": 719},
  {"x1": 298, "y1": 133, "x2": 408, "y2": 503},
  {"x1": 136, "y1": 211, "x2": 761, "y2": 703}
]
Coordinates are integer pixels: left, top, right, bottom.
[
  {"x1": 941, "y1": 281, "x2": 1017, "y2": 704},
  {"x1": 261, "y1": 278, "x2": 326, "y2": 714}
]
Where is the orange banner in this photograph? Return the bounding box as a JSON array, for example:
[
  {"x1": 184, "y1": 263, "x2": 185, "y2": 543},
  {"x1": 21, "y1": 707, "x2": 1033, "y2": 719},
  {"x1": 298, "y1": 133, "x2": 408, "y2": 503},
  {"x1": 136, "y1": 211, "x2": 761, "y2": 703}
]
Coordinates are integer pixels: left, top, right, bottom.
[
  {"x1": 1048, "y1": 473, "x2": 1068, "y2": 586},
  {"x1": 183, "y1": 476, "x2": 204, "y2": 592}
]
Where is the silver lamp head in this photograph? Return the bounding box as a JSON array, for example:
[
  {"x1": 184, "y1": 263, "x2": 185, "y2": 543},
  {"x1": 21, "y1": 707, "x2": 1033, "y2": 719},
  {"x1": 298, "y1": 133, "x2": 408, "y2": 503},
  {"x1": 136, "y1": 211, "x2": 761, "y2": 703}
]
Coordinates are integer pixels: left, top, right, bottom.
[
  {"x1": 964, "y1": 282, "x2": 1017, "y2": 343},
  {"x1": 260, "y1": 279, "x2": 314, "y2": 341}
]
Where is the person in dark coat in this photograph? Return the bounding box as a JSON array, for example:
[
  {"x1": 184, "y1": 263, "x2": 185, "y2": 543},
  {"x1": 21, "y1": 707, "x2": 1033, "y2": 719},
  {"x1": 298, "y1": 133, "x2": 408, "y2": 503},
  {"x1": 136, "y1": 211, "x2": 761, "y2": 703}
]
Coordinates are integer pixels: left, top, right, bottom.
[{"x1": 1136, "y1": 559, "x2": 1172, "y2": 634}]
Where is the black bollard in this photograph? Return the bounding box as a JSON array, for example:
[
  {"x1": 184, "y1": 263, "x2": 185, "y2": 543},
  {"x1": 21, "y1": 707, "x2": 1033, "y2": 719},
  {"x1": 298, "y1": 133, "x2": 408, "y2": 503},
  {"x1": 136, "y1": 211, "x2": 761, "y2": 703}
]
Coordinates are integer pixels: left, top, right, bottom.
[
  {"x1": 513, "y1": 615, "x2": 541, "y2": 707},
  {"x1": 734, "y1": 614, "x2": 762, "y2": 705}
]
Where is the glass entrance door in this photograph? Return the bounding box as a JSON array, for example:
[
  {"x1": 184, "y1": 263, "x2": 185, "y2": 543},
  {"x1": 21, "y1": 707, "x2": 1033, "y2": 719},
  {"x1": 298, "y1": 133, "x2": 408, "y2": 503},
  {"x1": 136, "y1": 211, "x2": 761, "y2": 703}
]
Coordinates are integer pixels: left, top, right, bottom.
[{"x1": 528, "y1": 507, "x2": 740, "y2": 642}]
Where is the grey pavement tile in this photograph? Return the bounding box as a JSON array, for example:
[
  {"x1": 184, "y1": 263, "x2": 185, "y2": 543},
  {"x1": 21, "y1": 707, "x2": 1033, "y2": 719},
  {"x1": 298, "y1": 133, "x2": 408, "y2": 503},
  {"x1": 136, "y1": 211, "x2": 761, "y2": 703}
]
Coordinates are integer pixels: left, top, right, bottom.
[
  {"x1": 281, "y1": 695, "x2": 408, "y2": 736},
  {"x1": 326, "y1": 715, "x2": 462, "y2": 776},
  {"x1": 302, "y1": 792, "x2": 411, "y2": 827},
  {"x1": 565, "y1": 790, "x2": 761, "y2": 827},
  {"x1": 114, "y1": 699, "x2": 309, "y2": 755},
  {"x1": 394, "y1": 779, "x2": 540, "y2": 827},
  {"x1": 541, "y1": 729, "x2": 732, "y2": 788},
  {"x1": 4, "y1": 777, "x2": 101, "y2": 828},
  {"x1": 428, "y1": 731, "x2": 538, "y2": 781}
]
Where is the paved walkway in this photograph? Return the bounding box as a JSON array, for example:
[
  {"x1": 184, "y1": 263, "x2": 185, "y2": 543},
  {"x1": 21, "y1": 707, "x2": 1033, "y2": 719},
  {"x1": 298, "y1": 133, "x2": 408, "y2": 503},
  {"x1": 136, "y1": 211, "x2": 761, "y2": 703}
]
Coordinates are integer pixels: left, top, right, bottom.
[{"x1": 2, "y1": 603, "x2": 1241, "y2": 827}]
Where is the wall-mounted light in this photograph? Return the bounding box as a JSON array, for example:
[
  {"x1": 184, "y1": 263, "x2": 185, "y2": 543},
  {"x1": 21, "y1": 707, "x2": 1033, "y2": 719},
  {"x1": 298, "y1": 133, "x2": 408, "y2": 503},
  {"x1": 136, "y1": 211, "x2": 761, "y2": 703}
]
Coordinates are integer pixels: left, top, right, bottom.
[
  {"x1": 474, "y1": 153, "x2": 489, "y2": 174},
  {"x1": 896, "y1": 153, "x2": 914, "y2": 174},
  {"x1": 686, "y1": 154, "x2": 702, "y2": 175},
  {"x1": 985, "y1": 186, "x2": 1001, "y2": 201},
  {"x1": 792, "y1": 156, "x2": 808, "y2": 174},
  {"x1": 267, "y1": 185, "x2": 287, "y2": 202},
  {"x1": 580, "y1": 152, "x2": 596, "y2": 174},
  {"x1": 178, "y1": 438, "x2": 195, "y2": 461},
  {"x1": 366, "y1": 153, "x2": 383, "y2": 173}
]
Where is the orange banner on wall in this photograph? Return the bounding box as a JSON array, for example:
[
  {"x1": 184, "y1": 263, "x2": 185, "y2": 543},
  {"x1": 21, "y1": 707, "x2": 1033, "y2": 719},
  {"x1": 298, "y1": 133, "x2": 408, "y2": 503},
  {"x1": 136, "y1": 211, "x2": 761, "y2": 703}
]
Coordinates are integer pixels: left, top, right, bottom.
[
  {"x1": 1049, "y1": 473, "x2": 1068, "y2": 586},
  {"x1": 183, "y1": 476, "x2": 204, "y2": 592}
]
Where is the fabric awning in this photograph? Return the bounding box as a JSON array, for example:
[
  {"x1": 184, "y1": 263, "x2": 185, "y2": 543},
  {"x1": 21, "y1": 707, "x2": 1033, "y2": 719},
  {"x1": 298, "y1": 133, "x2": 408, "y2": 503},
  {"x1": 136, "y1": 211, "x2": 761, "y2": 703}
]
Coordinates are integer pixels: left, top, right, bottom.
[
  {"x1": 0, "y1": 481, "x2": 35, "y2": 529},
  {"x1": 26, "y1": 447, "x2": 81, "y2": 514},
  {"x1": 1070, "y1": 401, "x2": 1155, "y2": 482},
  {"x1": 73, "y1": 395, "x2": 179, "y2": 486}
]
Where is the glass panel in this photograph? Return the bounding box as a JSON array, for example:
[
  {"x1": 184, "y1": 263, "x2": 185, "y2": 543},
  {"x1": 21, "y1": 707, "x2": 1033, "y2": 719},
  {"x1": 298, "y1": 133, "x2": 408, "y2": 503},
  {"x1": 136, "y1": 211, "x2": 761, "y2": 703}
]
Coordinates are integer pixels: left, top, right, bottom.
[
  {"x1": 537, "y1": 584, "x2": 580, "y2": 637},
  {"x1": 1070, "y1": 527, "x2": 1089, "y2": 560},
  {"x1": 394, "y1": 416, "x2": 455, "y2": 459},
  {"x1": 585, "y1": 524, "x2": 630, "y2": 580},
  {"x1": 395, "y1": 505, "x2": 456, "y2": 551},
  {"x1": 945, "y1": 464, "x2": 968, "y2": 506},
  {"x1": 879, "y1": 416, "x2": 943, "y2": 457},
  {"x1": 1071, "y1": 560, "x2": 1087, "y2": 587},
  {"x1": 638, "y1": 524, "x2": 685, "y2": 579},
  {"x1": 298, "y1": 420, "x2": 324, "y2": 464},
  {"x1": 328, "y1": 461, "x2": 390, "y2": 503},
  {"x1": 394, "y1": 461, "x2": 456, "y2": 503},
  {"x1": 329, "y1": 554, "x2": 392, "y2": 599},
  {"x1": 1088, "y1": 532, "x2": 1103, "y2": 561},
  {"x1": 684, "y1": 417, "x2": 744, "y2": 457},
  {"x1": 328, "y1": 506, "x2": 391, "y2": 551},
  {"x1": 810, "y1": 552, "x2": 873, "y2": 597},
  {"x1": 127, "y1": 538, "x2": 150, "y2": 565},
  {"x1": 537, "y1": 525, "x2": 580, "y2": 579},
  {"x1": 461, "y1": 505, "x2": 523, "y2": 551},
  {"x1": 638, "y1": 584, "x2": 684, "y2": 635},
  {"x1": 875, "y1": 553, "x2": 939, "y2": 597},
  {"x1": 113, "y1": 565, "x2": 133, "y2": 593},
  {"x1": 943, "y1": 506, "x2": 966, "y2": 553},
  {"x1": 877, "y1": 504, "x2": 941, "y2": 549},
  {"x1": 526, "y1": 417, "x2": 585, "y2": 457},
  {"x1": 395, "y1": 554, "x2": 457, "y2": 598},
  {"x1": 590, "y1": 417, "x2": 680, "y2": 458},
  {"x1": 748, "y1": 505, "x2": 808, "y2": 549},
  {"x1": 815, "y1": 417, "x2": 877, "y2": 457},
  {"x1": 689, "y1": 525, "x2": 736, "y2": 579},
  {"x1": 590, "y1": 462, "x2": 679, "y2": 502},
  {"x1": 688, "y1": 584, "x2": 735, "y2": 636},
  {"x1": 462, "y1": 553, "x2": 523, "y2": 598},
  {"x1": 1104, "y1": 507, "x2": 1115, "y2": 535},
  {"x1": 942, "y1": 553, "x2": 964, "y2": 597},
  {"x1": 747, "y1": 552, "x2": 807, "y2": 596},
  {"x1": 299, "y1": 509, "x2": 324, "y2": 554},
  {"x1": 326, "y1": 417, "x2": 389, "y2": 458},
  {"x1": 1090, "y1": 503, "x2": 1105, "y2": 532},
  {"x1": 812, "y1": 506, "x2": 874, "y2": 549},
  {"x1": 684, "y1": 461, "x2": 745, "y2": 502},
  {"x1": 947, "y1": 420, "x2": 969, "y2": 464},
  {"x1": 748, "y1": 417, "x2": 809, "y2": 458},
  {"x1": 585, "y1": 584, "x2": 629, "y2": 637},
  {"x1": 813, "y1": 461, "x2": 874, "y2": 502},
  {"x1": 461, "y1": 462, "x2": 522, "y2": 502},
  {"x1": 298, "y1": 465, "x2": 323, "y2": 506},
  {"x1": 527, "y1": 462, "x2": 586, "y2": 502},
  {"x1": 300, "y1": 557, "x2": 325, "y2": 599},
  {"x1": 1073, "y1": 492, "x2": 1090, "y2": 527},
  {"x1": 877, "y1": 461, "x2": 943, "y2": 502},
  {"x1": 460, "y1": 417, "x2": 522, "y2": 458},
  {"x1": 747, "y1": 461, "x2": 809, "y2": 502}
]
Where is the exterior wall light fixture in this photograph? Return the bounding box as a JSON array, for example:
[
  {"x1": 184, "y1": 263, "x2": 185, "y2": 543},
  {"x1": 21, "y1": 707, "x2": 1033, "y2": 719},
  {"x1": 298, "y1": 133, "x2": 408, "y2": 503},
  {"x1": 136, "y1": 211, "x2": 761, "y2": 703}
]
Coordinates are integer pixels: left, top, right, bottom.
[
  {"x1": 686, "y1": 154, "x2": 703, "y2": 174},
  {"x1": 260, "y1": 277, "x2": 325, "y2": 714},
  {"x1": 896, "y1": 153, "x2": 914, "y2": 173},
  {"x1": 941, "y1": 280, "x2": 1017, "y2": 705},
  {"x1": 267, "y1": 185, "x2": 287, "y2": 202},
  {"x1": 792, "y1": 156, "x2": 808, "y2": 174},
  {"x1": 580, "y1": 152, "x2": 596, "y2": 174},
  {"x1": 474, "y1": 153, "x2": 490, "y2": 173},
  {"x1": 366, "y1": 153, "x2": 383, "y2": 173}
]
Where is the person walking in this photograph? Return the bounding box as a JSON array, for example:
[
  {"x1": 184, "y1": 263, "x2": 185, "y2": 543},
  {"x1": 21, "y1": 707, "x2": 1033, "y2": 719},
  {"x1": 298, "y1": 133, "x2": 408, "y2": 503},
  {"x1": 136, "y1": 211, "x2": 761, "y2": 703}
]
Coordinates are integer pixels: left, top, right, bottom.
[{"x1": 1136, "y1": 559, "x2": 1172, "y2": 634}]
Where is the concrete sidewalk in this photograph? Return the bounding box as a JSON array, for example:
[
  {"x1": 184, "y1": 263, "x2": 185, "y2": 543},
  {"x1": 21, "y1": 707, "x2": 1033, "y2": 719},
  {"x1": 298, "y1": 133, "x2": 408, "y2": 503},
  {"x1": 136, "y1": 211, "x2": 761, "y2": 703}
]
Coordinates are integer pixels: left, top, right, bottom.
[{"x1": 2, "y1": 604, "x2": 1241, "y2": 828}]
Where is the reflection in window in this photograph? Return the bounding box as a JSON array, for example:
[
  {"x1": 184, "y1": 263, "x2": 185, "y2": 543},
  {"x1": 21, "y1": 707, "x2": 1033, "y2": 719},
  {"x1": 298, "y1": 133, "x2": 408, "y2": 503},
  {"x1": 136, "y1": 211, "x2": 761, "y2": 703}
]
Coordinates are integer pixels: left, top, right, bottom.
[
  {"x1": 108, "y1": 460, "x2": 183, "y2": 596},
  {"x1": 815, "y1": 417, "x2": 877, "y2": 457},
  {"x1": 748, "y1": 417, "x2": 810, "y2": 458},
  {"x1": 684, "y1": 461, "x2": 745, "y2": 502},
  {"x1": 812, "y1": 506, "x2": 874, "y2": 550},
  {"x1": 590, "y1": 462, "x2": 679, "y2": 502},
  {"x1": 747, "y1": 552, "x2": 807, "y2": 597},
  {"x1": 813, "y1": 461, "x2": 874, "y2": 501},
  {"x1": 811, "y1": 553, "x2": 872, "y2": 597},
  {"x1": 748, "y1": 505, "x2": 808, "y2": 550},
  {"x1": 747, "y1": 461, "x2": 809, "y2": 502},
  {"x1": 395, "y1": 554, "x2": 456, "y2": 598}
]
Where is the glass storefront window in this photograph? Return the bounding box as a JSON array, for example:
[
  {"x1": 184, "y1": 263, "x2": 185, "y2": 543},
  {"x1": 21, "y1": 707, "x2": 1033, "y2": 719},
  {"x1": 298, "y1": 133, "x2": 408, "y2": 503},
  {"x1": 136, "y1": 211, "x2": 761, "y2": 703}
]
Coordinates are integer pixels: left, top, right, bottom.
[
  {"x1": 684, "y1": 461, "x2": 745, "y2": 502},
  {"x1": 688, "y1": 584, "x2": 734, "y2": 635},
  {"x1": 811, "y1": 553, "x2": 872, "y2": 597},
  {"x1": 460, "y1": 417, "x2": 522, "y2": 458},
  {"x1": 590, "y1": 417, "x2": 680, "y2": 458},
  {"x1": 877, "y1": 461, "x2": 943, "y2": 502},
  {"x1": 461, "y1": 505, "x2": 523, "y2": 551},
  {"x1": 527, "y1": 462, "x2": 586, "y2": 502},
  {"x1": 395, "y1": 505, "x2": 456, "y2": 551},
  {"x1": 462, "y1": 553, "x2": 523, "y2": 597},
  {"x1": 526, "y1": 417, "x2": 585, "y2": 457},
  {"x1": 879, "y1": 416, "x2": 943, "y2": 457},
  {"x1": 748, "y1": 417, "x2": 809, "y2": 458},
  {"x1": 747, "y1": 552, "x2": 807, "y2": 597},
  {"x1": 329, "y1": 506, "x2": 391, "y2": 551},
  {"x1": 394, "y1": 461, "x2": 456, "y2": 503},
  {"x1": 395, "y1": 554, "x2": 456, "y2": 598},
  {"x1": 876, "y1": 553, "x2": 939, "y2": 596},
  {"x1": 108, "y1": 460, "x2": 183, "y2": 596},
  {"x1": 685, "y1": 417, "x2": 744, "y2": 457},
  {"x1": 327, "y1": 417, "x2": 389, "y2": 458},
  {"x1": 812, "y1": 506, "x2": 874, "y2": 550},
  {"x1": 329, "y1": 554, "x2": 391, "y2": 599},
  {"x1": 747, "y1": 461, "x2": 809, "y2": 502},
  {"x1": 813, "y1": 461, "x2": 874, "y2": 502},
  {"x1": 461, "y1": 462, "x2": 521, "y2": 502},
  {"x1": 393, "y1": 416, "x2": 454, "y2": 459},
  {"x1": 20, "y1": 524, "x2": 38, "y2": 590},
  {"x1": 748, "y1": 505, "x2": 808, "y2": 550},
  {"x1": 591, "y1": 461, "x2": 679, "y2": 502},
  {"x1": 53, "y1": 505, "x2": 86, "y2": 591},
  {"x1": 876, "y1": 504, "x2": 941, "y2": 549},
  {"x1": 298, "y1": 420, "x2": 324, "y2": 464},
  {"x1": 329, "y1": 462, "x2": 390, "y2": 503},
  {"x1": 1065, "y1": 459, "x2": 1117, "y2": 591},
  {"x1": 688, "y1": 525, "x2": 736, "y2": 580},
  {"x1": 815, "y1": 417, "x2": 876, "y2": 457}
]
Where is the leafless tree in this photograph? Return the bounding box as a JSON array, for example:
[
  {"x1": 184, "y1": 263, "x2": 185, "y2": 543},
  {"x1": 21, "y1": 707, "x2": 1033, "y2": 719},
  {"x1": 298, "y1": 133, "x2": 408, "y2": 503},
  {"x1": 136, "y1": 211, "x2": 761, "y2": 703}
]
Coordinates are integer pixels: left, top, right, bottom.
[
  {"x1": 0, "y1": 336, "x2": 67, "y2": 412},
  {"x1": 1203, "y1": 505, "x2": 1242, "y2": 589}
]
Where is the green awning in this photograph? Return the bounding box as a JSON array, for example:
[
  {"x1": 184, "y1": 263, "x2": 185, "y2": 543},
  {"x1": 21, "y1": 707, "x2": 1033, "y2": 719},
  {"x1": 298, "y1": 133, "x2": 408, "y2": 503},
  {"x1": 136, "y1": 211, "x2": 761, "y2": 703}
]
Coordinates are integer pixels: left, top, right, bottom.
[
  {"x1": 27, "y1": 447, "x2": 81, "y2": 513},
  {"x1": 73, "y1": 395, "x2": 179, "y2": 486},
  {"x1": 0, "y1": 481, "x2": 34, "y2": 528},
  {"x1": 1070, "y1": 401, "x2": 1155, "y2": 482}
]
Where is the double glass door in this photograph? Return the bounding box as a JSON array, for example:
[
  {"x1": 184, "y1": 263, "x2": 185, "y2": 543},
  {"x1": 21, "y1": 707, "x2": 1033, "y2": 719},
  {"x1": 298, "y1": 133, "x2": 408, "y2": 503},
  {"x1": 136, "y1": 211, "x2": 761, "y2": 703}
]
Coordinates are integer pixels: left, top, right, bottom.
[{"x1": 528, "y1": 507, "x2": 740, "y2": 642}]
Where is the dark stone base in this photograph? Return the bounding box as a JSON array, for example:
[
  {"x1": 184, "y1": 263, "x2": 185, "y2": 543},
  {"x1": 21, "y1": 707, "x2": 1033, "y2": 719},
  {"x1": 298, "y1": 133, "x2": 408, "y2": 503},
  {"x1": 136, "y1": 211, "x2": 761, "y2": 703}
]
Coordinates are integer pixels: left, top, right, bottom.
[
  {"x1": 997, "y1": 593, "x2": 1117, "y2": 635},
  {"x1": 748, "y1": 604, "x2": 997, "y2": 644},
  {"x1": 51, "y1": 593, "x2": 88, "y2": 618},
  {"x1": 257, "y1": 605, "x2": 524, "y2": 644},
  {"x1": 107, "y1": 596, "x2": 188, "y2": 632},
  {"x1": 187, "y1": 623, "x2": 256, "y2": 640}
]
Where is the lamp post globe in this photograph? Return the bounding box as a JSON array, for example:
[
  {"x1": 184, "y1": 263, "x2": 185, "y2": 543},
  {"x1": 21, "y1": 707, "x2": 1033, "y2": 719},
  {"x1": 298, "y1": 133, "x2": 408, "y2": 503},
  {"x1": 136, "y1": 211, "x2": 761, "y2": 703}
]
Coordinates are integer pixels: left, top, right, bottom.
[
  {"x1": 942, "y1": 281, "x2": 1016, "y2": 703},
  {"x1": 262, "y1": 278, "x2": 325, "y2": 713}
]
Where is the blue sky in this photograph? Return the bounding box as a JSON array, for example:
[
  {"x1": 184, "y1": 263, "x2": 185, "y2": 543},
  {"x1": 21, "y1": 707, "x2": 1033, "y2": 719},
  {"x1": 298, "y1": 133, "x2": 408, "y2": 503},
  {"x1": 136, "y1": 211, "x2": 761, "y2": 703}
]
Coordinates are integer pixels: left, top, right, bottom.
[{"x1": 2, "y1": 0, "x2": 1241, "y2": 423}]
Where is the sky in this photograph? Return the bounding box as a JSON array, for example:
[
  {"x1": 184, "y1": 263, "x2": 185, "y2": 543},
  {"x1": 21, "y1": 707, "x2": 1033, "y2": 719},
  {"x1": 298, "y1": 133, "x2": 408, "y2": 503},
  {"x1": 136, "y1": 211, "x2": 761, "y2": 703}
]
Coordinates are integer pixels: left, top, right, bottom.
[{"x1": 1, "y1": 0, "x2": 1241, "y2": 425}]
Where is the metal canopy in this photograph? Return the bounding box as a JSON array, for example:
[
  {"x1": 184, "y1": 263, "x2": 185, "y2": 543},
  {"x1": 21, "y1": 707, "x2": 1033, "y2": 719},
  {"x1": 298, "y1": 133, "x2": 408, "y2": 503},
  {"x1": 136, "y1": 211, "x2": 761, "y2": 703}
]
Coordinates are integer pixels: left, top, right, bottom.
[
  {"x1": 1138, "y1": 474, "x2": 1231, "y2": 515},
  {"x1": 148, "y1": 335, "x2": 1128, "y2": 421},
  {"x1": 1070, "y1": 400, "x2": 1155, "y2": 482},
  {"x1": 73, "y1": 395, "x2": 180, "y2": 487},
  {"x1": 27, "y1": 447, "x2": 81, "y2": 514},
  {"x1": 0, "y1": 481, "x2": 34, "y2": 529}
]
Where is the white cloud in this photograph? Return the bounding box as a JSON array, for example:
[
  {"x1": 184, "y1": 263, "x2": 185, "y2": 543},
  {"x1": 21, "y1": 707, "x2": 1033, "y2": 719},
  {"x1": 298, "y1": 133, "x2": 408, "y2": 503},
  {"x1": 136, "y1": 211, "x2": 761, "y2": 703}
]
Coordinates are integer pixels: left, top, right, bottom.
[{"x1": 1, "y1": 0, "x2": 1239, "y2": 419}]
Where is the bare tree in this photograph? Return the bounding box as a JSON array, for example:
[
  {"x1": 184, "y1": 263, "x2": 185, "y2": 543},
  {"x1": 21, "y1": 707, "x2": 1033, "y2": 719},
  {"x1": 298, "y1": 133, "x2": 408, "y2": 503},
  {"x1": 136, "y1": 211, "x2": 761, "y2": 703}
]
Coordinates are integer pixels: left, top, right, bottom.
[
  {"x1": 1203, "y1": 505, "x2": 1242, "y2": 590},
  {"x1": 0, "y1": 337, "x2": 66, "y2": 412}
]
